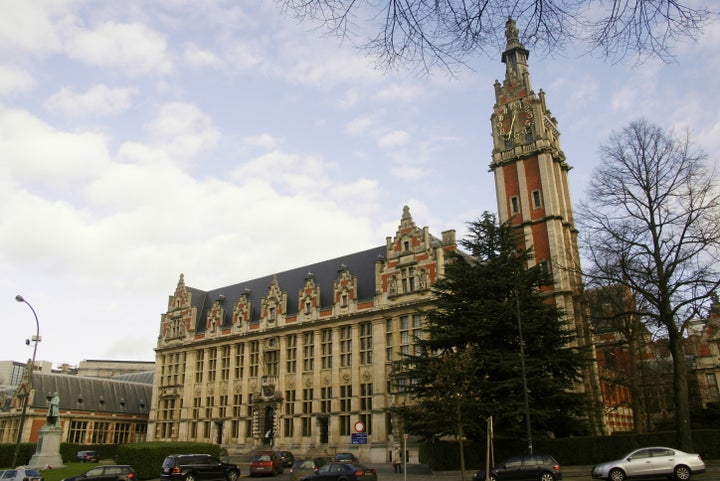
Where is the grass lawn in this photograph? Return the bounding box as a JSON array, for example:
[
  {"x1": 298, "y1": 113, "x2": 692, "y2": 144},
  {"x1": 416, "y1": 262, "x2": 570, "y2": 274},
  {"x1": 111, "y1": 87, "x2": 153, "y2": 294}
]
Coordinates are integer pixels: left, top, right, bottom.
[{"x1": 38, "y1": 462, "x2": 103, "y2": 481}]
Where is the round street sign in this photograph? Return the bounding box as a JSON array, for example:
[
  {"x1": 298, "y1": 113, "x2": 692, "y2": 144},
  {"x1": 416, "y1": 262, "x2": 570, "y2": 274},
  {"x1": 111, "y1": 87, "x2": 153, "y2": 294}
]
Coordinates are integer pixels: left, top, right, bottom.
[{"x1": 353, "y1": 421, "x2": 365, "y2": 433}]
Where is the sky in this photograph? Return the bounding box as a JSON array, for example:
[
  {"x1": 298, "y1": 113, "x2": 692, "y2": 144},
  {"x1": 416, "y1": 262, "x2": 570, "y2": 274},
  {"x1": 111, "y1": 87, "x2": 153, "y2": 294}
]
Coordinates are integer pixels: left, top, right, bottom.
[{"x1": 1, "y1": 1, "x2": 719, "y2": 371}]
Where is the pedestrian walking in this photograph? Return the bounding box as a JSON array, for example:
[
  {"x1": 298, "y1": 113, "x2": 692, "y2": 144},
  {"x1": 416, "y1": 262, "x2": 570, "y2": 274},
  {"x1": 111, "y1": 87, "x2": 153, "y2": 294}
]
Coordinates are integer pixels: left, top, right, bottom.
[{"x1": 393, "y1": 446, "x2": 402, "y2": 473}]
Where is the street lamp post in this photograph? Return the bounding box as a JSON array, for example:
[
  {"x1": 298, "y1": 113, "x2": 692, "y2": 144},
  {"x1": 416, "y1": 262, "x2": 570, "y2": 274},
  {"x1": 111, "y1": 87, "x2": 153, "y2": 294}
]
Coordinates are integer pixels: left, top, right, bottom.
[
  {"x1": 12, "y1": 295, "x2": 41, "y2": 467},
  {"x1": 509, "y1": 251, "x2": 533, "y2": 455}
]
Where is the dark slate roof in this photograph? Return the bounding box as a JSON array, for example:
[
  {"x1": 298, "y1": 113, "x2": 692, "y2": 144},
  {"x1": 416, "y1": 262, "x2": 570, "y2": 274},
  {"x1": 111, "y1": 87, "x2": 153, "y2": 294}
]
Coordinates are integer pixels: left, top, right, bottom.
[
  {"x1": 188, "y1": 245, "x2": 386, "y2": 331},
  {"x1": 29, "y1": 372, "x2": 152, "y2": 415},
  {"x1": 112, "y1": 371, "x2": 154, "y2": 384}
]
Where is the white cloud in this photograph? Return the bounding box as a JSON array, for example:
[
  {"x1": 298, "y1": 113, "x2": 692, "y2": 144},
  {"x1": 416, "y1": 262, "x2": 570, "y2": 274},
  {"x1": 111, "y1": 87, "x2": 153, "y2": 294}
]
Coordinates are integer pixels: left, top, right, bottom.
[
  {"x1": 0, "y1": 107, "x2": 111, "y2": 188},
  {"x1": 378, "y1": 129, "x2": 411, "y2": 148},
  {"x1": 0, "y1": 65, "x2": 35, "y2": 95},
  {"x1": 0, "y1": 1, "x2": 63, "y2": 58},
  {"x1": 183, "y1": 43, "x2": 223, "y2": 69},
  {"x1": 64, "y1": 21, "x2": 172, "y2": 76},
  {"x1": 374, "y1": 82, "x2": 425, "y2": 103},
  {"x1": 611, "y1": 87, "x2": 638, "y2": 114},
  {"x1": 243, "y1": 133, "x2": 284, "y2": 150},
  {"x1": 145, "y1": 102, "x2": 221, "y2": 163},
  {"x1": 44, "y1": 84, "x2": 138, "y2": 117},
  {"x1": 345, "y1": 115, "x2": 376, "y2": 136}
]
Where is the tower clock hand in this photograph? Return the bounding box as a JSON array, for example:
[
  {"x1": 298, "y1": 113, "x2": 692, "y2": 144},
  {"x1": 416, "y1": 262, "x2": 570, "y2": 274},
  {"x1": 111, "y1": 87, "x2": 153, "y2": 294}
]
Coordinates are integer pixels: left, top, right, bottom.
[{"x1": 506, "y1": 109, "x2": 517, "y2": 140}]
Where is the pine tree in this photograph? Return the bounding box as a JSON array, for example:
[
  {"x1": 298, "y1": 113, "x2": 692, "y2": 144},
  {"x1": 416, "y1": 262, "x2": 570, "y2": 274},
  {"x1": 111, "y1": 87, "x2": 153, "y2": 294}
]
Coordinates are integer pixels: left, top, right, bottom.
[{"x1": 393, "y1": 212, "x2": 591, "y2": 443}]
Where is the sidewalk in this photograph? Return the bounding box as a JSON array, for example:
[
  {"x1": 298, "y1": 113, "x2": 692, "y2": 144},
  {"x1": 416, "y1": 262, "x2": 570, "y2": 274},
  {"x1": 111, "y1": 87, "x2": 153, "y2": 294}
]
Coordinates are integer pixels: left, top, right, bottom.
[{"x1": 371, "y1": 460, "x2": 720, "y2": 481}]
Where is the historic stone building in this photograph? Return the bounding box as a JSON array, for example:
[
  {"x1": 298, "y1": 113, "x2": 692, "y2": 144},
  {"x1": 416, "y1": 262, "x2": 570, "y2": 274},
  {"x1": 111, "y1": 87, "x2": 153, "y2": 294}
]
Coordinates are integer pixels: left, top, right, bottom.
[
  {"x1": 147, "y1": 19, "x2": 605, "y2": 460},
  {"x1": 149, "y1": 207, "x2": 456, "y2": 461}
]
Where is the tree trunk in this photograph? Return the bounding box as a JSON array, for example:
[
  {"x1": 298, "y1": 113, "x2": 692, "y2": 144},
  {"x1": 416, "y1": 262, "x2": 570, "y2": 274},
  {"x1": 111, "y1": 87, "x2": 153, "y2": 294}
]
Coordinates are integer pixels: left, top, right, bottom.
[{"x1": 668, "y1": 330, "x2": 693, "y2": 450}]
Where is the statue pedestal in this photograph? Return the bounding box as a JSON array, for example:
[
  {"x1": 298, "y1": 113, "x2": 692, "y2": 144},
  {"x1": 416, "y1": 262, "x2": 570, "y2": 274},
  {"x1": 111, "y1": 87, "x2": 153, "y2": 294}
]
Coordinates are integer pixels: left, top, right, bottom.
[{"x1": 28, "y1": 424, "x2": 65, "y2": 469}]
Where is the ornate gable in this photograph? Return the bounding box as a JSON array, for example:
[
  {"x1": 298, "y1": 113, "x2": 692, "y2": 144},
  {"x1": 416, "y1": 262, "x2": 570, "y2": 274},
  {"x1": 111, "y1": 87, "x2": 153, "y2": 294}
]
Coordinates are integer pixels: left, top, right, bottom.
[
  {"x1": 233, "y1": 289, "x2": 252, "y2": 327},
  {"x1": 261, "y1": 275, "x2": 287, "y2": 325},
  {"x1": 298, "y1": 273, "x2": 320, "y2": 321},
  {"x1": 378, "y1": 206, "x2": 449, "y2": 300},
  {"x1": 333, "y1": 263, "x2": 358, "y2": 314},
  {"x1": 160, "y1": 273, "x2": 196, "y2": 342}
]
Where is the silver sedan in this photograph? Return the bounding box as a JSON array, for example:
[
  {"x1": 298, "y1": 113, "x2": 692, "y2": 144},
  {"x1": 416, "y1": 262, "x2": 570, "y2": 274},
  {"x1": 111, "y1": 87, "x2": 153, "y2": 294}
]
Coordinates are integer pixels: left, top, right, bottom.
[{"x1": 591, "y1": 447, "x2": 705, "y2": 481}]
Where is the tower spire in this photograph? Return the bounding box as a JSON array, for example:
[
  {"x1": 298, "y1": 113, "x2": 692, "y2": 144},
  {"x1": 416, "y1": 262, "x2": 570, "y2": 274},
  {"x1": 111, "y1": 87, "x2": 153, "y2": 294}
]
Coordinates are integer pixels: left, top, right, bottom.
[{"x1": 490, "y1": 19, "x2": 606, "y2": 436}]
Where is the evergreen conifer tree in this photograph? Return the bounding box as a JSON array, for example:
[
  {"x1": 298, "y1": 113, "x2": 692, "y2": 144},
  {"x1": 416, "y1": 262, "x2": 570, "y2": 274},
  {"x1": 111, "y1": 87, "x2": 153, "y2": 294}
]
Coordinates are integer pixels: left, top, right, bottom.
[{"x1": 393, "y1": 212, "x2": 591, "y2": 442}]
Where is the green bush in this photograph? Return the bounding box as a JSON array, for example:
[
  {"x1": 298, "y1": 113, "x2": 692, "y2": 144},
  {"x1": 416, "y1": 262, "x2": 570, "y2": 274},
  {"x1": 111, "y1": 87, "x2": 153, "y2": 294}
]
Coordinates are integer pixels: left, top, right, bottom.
[{"x1": 116, "y1": 442, "x2": 220, "y2": 480}]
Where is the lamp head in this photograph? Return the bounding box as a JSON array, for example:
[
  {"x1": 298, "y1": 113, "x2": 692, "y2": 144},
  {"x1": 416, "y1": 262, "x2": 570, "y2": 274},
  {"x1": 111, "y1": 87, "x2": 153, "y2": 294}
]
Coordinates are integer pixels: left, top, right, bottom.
[{"x1": 15, "y1": 295, "x2": 25, "y2": 303}]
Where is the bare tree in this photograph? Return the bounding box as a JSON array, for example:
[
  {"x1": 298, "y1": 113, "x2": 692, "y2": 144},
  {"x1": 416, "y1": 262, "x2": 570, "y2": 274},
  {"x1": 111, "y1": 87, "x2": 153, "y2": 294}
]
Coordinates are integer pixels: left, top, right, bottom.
[
  {"x1": 277, "y1": 0, "x2": 714, "y2": 72},
  {"x1": 578, "y1": 119, "x2": 720, "y2": 450}
]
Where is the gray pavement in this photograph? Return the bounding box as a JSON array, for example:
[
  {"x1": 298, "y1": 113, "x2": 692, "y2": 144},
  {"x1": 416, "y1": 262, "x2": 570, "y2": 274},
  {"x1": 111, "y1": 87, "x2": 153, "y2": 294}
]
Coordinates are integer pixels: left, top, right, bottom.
[{"x1": 347, "y1": 461, "x2": 720, "y2": 481}]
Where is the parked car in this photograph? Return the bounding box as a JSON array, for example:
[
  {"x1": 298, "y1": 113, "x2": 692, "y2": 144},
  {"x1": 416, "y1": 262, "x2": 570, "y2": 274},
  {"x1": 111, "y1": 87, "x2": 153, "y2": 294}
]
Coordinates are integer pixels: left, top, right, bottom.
[
  {"x1": 160, "y1": 454, "x2": 241, "y2": 481},
  {"x1": 290, "y1": 457, "x2": 334, "y2": 481},
  {"x1": 250, "y1": 451, "x2": 284, "y2": 476},
  {"x1": 77, "y1": 451, "x2": 100, "y2": 463},
  {"x1": 472, "y1": 455, "x2": 562, "y2": 481},
  {"x1": 300, "y1": 463, "x2": 377, "y2": 481},
  {"x1": 278, "y1": 451, "x2": 295, "y2": 468},
  {"x1": 591, "y1": 447, "x2": 705, "y2": 481},
  {"x1": 62, "y1": 465, "x2": 135, "y2": 481},
  {"x1": 1, "y1": 468, "x2": 44, "y2": 481},
  {"x1": 333, "y1": 453, "x2": 359, "y2": 463}
]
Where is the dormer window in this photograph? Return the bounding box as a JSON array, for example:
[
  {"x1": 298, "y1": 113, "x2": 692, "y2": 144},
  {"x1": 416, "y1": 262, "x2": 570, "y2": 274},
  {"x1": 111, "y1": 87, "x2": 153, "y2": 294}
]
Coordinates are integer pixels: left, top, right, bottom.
[
  {"x1": 305, "y1": 300, "x2": 312, "y2": 314},
  {"x1": 268, "y1": 306, "x2": 276, "y2": 321},
  {"x1": 401, "y1": 267, "x2": 415, "y2": 293},
  {"x1": 341, "y1": 293, "x2": 348, "y2": 307},
  {"x1": 403, "y1": 240, "x2": 410, "y2": 251}
]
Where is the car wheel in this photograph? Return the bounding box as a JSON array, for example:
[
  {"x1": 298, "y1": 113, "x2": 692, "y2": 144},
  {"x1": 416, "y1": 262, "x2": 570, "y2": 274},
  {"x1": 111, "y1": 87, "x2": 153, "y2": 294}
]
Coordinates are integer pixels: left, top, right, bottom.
[
  {"x1": 539, "y1": 473, "x2": 555, "y2": 481},
  {"x1": 184, "y1": 473, "x2": 196, "y2": 481},
  {"x1": 674, "y1": 465, "x2": 691, "y2": 481},
  {"x1": 609, "y1": 468, "x2": 626, "y2": 481},
  {"x1": 227, "y1": 470, "x2": 240, "y2": 481}
]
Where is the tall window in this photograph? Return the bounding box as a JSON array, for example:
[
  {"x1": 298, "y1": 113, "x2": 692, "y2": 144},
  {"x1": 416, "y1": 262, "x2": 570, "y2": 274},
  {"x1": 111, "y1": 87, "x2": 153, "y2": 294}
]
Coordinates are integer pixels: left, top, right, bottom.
[
  {"x1": 284, "y1": 390, "x2": 296, "y2": 437},
  {"x1": 510, "y1": 195, "x2": 520, "y2": 214},
  {"x1": 385, "y1": 318, "x2": 394, "y2": 362},
  {"x1": 360, "y1": 383, "x2": 373, "y2": 434},
  {"x1": 321, "y1": 328, "x2": 333, "y2": 369},
  {"x1": 340, "y1": 325, "x2": 352, "y2": 367},
  {"x1": 192, "y1": 397, "x2": 201, "y2": 419},
  {"x1": 113, "y1": 423, "x2": 130, "y2": 444},
  {"x1": 401, "y1": 267, "x2": 415, "y2": 293},
  {"x1": 400, "y1": 315, "x2": 411, "y2": 356},
  {"x1": 208, "y1": 347, "x2": 217, "y2": 382},
  {"x1": 218, "y1": 395, "x2": 228, "y2": 418},
  {"x1": 339, "y1": 385, "x2": 352, "y2": 435},
  {"x1": 302, "y1": 389, "x2": 313, "y2": 437},
  {"x1": 158, "y1": 398, "x2": 176, "y2": 438},
  {"x1": 532, "y1": 189, "x2": 543, "y2": 208},
  {"x1": 320, "y1": 387, "x2": 332, "y2": 413},
  {"x1": 92, "y1": 422, "x2": 110, "y2": 444},
  {"x1": 249, "y1": 341, "x2": 260, "y2": 377},
  {"x1": 221, "y1": 345, "x2": 230, "y2": 381},
  {"x1": 303, "y1": 332, "x2": 315, "y2": 371},
  {"x1": 412, "y1": 314, "x2": 423, "y2": 353},
  {"x1": 163, "y1": 352, "x2": 184, "y2": 386},
  {"x1": 359, "y1": 322, "x2": 373, "y2": 364},
  {"x1": 68, "y1": 421, "x2": 88, "y2": 443},
  {"x1": 286, "y1": 334, "x2": 297, "y2": 373},
  {"x1": 234, "y1": 343, "x2": 245, "y2": 379},
  {"x1": 265, "y1": 348, "x2": 279, "y2": 376},
  {"x1": 205, "y1": 396, "x2": 214, "y2": 419},
  {"x1": 195, "y1": 349, "x2": 204, "y2": 383}
]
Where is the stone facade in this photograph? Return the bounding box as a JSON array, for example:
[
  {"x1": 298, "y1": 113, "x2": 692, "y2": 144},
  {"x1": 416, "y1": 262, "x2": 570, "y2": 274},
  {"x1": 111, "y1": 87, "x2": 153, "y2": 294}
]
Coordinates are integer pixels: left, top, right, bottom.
[{"x1": 149, "y1": 207, "x2": 456, "y2": 462}]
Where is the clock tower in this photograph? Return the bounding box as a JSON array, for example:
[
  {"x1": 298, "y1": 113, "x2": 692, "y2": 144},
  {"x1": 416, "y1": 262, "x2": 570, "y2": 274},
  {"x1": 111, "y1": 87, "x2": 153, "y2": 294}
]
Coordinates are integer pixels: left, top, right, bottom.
[{"x1": 490, "y1": 18, "x2": 605, "y2": 434}]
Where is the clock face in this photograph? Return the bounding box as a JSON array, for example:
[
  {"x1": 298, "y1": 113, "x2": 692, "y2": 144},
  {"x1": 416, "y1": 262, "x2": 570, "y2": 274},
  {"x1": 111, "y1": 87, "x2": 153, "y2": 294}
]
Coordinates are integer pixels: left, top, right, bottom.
[{"x1": 494, "y1": 98, "x2": 534, "y2": 144}]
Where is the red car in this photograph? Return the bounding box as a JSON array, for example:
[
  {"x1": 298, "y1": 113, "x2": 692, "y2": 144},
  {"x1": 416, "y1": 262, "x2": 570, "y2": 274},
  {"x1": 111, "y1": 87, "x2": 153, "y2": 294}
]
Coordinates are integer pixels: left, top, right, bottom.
[{"x1": 250, "y1": 451, "x2": 284, "y2": 476}]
